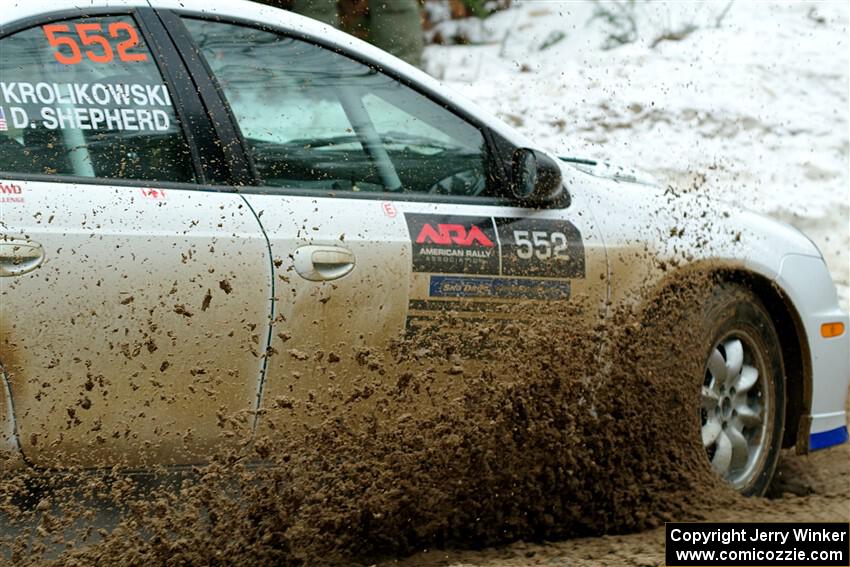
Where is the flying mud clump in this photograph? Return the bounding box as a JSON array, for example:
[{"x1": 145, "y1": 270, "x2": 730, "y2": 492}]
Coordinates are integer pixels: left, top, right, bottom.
[{"x1": 1, "y1": 272, "x2": 732, "y2": 565}]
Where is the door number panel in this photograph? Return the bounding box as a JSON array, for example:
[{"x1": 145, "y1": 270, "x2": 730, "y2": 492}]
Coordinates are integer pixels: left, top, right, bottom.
[{"x1": 404, "y1": 213, "x2": 585, "y2": 279}]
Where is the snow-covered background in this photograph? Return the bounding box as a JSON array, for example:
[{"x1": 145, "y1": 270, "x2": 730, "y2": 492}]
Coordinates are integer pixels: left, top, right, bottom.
[{"x1": 424, "y1": 0, "x2": 849, "y2": 308}]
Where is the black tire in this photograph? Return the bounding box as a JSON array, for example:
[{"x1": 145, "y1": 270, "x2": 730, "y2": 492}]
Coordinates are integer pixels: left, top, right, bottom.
[{"x1": 698, "y1": 284, "x2": 785, "y2": 496}]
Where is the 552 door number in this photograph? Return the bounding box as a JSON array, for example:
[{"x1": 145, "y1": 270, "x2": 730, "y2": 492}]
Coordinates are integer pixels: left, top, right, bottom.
[
  {"x1": 43, "y1": 22, "x2": 148, "y2": 65},
  {"x1": 496, "y1": 218, "x2": 586, "y2": 279},
  {"x1": 513, "y1": 230, "x2": 571, "y2": 261},
  {"x1": 403, "y1": 214, "x2": 586, "y2": 279}
]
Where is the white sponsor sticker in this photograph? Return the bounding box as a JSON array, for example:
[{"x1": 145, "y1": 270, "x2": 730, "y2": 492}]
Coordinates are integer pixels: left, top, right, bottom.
[{"x1": 0, "y1": 81, "x2": 174, "y2": 132}]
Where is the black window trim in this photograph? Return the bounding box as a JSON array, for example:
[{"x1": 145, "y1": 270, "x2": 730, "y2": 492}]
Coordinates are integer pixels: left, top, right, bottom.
[
  {"x1": 153, "y1": 9, "x2": 255, "y2": 188},
  {"x1": 0, "y1": 7, "x2": 224, "y2": 189},
  {"x1": 155, "y1": 8, "x2": 568, "y2": 209},
  {"x1": 134, "y1": 8, "x2": 229, "y2": 185}
]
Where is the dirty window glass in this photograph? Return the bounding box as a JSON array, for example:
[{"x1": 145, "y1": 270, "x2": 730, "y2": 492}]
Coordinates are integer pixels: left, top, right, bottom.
[
  {"x1": 182, "y1": 18, "x2": 491, "y2": 197},
  {"x1": 0, "y1": 17, "x2": 195, "y2": 183}
]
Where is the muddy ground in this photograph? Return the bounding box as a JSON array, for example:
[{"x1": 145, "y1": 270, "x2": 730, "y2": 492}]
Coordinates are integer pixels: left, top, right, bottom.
[
  {"x1": 1, "y1": 275, "x2": 848, "y2": 565},
  {"x1": 388, "y1": 396, "x2": 850, "y2": 567}
]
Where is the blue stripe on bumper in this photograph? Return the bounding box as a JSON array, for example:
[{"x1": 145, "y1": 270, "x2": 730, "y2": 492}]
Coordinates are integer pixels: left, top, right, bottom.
[{"x1": 810, "y1": 425, "x2": 849, "y2": 451}]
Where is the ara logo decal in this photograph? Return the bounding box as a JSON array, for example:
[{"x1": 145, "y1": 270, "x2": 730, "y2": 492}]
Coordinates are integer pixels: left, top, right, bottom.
[
  {"x1": 415, "y1": 223, "x2": 495, "y2": 247},
  {"x1": 405, "y1": 214, "x2": 499, "y2": 275},
  {"x1": 404, "y1": 213, "x2": 586, "y2": 280}
]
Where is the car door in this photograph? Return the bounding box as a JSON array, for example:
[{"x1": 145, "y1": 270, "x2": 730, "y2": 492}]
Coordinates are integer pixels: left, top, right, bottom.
[
  {"x1": 171, "y1": 14, "x2": 608, "y2": 436},
  {"x1": 0, "y1": 10, "x2": 271, "y2": 468}
]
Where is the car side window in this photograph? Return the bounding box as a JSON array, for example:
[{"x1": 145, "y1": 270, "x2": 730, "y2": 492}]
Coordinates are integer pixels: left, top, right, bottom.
[
  {"x1": 181, "y1": 18, "x2": 494, "y2": 197},
  {"x1": 0, "y1": 16, "x2": 195, "y2": 183}
]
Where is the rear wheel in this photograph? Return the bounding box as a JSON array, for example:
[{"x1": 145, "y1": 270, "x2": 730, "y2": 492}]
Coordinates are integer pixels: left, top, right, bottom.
[{"x1": 699, "y1": 285, "x2": 785, "y2": 496}]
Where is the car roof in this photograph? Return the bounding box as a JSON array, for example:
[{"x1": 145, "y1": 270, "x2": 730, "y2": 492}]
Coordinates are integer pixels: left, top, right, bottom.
[
  {"x1": 2, "y1": 0, "x2": 535, "y2": 152},
  {"x1": 4, "y1": 0, "x2": 346, "y2": 44}
]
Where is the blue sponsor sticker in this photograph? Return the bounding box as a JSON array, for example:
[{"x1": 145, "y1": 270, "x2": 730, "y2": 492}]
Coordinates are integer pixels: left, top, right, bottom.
[{"x1": 429, "y1": 275, "x2": 571, "y2": 300}]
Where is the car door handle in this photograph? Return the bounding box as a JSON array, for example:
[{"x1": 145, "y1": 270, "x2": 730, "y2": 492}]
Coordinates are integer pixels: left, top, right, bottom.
[
  {"x1": 293, "y1": 245, "x2": 356, "y2": 281},
  {"x1": 0, "y1": 239, "x2": 44, "y2": 277}
]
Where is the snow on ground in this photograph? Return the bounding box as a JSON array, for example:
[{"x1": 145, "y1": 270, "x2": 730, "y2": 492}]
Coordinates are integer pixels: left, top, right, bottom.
[{"x1": 424, "y1": 0, "x2": 849, "y2": 308}]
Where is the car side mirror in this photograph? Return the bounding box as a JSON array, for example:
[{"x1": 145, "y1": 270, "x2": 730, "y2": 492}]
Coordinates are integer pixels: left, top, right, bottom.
[{"x1": 511, "y1": 148, "x2": 564, "y2": 204}]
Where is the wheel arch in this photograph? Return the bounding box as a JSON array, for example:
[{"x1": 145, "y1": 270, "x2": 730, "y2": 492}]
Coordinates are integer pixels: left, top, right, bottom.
[
  {"x1": 669, "y1": 266, "x2": 812, "y2": 452},
  {"x1": 639, "y1": 262, "x2": 812, "y2": 453},
  {"x1": 713, "y1": 268, "x2": 812, "y2": 451}
]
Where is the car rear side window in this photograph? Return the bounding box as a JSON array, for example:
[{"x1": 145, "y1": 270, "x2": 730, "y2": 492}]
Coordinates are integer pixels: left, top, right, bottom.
[
  {"x1": 0, "y1": 16, "x2": 195, "y2": 183},
  {"x1": 181, "y1": 18, "x2": 494, "y2": 198}
]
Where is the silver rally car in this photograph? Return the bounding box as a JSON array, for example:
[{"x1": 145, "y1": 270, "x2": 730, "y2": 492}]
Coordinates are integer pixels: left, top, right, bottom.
[{"x1": 0, "y1": 0, "x2": 847, "y2": 496}]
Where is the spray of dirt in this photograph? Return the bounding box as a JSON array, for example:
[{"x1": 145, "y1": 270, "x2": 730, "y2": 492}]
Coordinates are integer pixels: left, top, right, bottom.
[{"x1": 0, "y1": 271, "x2": 737, "y2": 565}]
